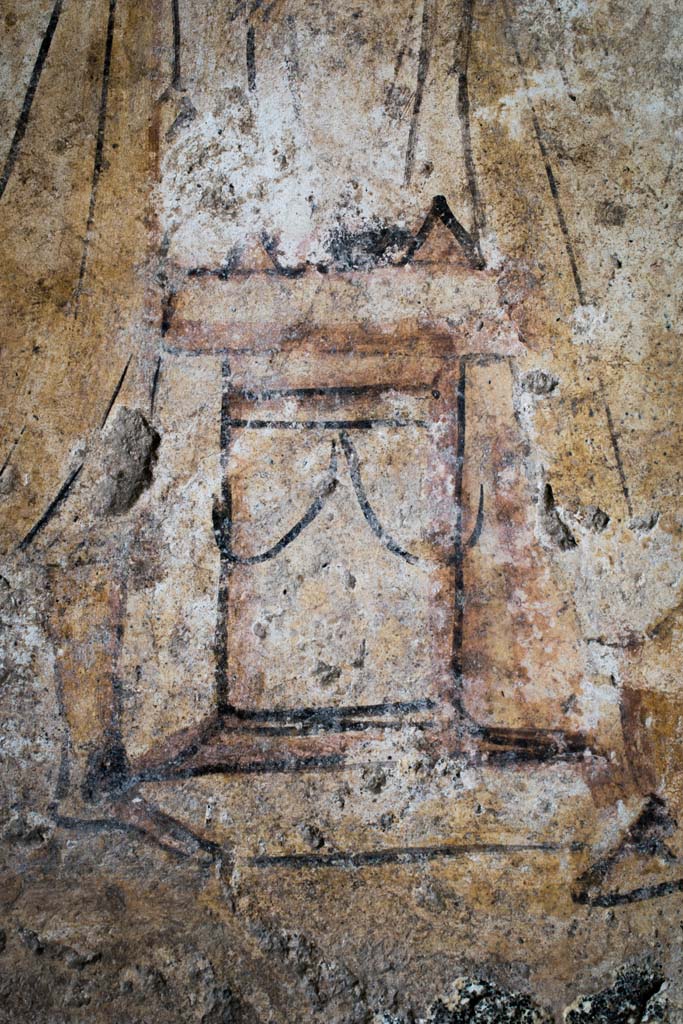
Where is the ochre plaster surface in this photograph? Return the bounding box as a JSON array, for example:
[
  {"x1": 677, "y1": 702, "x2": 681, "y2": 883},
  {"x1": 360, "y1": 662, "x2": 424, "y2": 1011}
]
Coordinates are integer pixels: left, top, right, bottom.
[{"x1": 0, "y1": 1, "x2": 682, "y2": 1021}]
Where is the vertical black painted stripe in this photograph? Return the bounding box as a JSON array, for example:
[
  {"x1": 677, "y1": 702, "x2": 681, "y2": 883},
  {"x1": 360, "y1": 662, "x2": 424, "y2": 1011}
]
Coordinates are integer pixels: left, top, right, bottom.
[
  {"x1": 214, "y1": 357, "x2": 233, "y2": 711},
  {"x1": 403, "y1": 0, "x2": 435, "y2": 185},
  {"x1": 73, "y1": 0, "x2": 118, "y2": 317},
  {"x1": 171, "y1": 0, "x2": 181, "y2": 88},
  {"x1": 0, "y1": 0, "x2": 65, "y2": 202}
]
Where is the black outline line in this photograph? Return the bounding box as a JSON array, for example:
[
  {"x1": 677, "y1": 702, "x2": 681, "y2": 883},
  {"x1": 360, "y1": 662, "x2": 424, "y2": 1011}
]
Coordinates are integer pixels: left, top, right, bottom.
[
  {"x1": 235, "y1": 383, "x2": 439, "y2": 401},
  {"x1": 0, "y1": 0, "x2": 64, "y2": 202},
  {"x1": 452, "y1": 0, "x2": 485, "y2": 254},
  {"x1": 246, "y1": 24, "x2": 256, "y2": 91},
  {"x1": 251, "y1": 840, "x2": 581, "y2": 869},
  {"x1": 603, "y1": 400, "x2": 633, "y2": 517},
  {"x1": 404, "y1": 0, "x2": 435, "y2": 185},
  {"x1": 214, "y1": 357, "x2": 233, "y2": 711},
  {"x1": 503, "y1": 0, "x2": 585, "y2": 304},
  {"x1": 171, "y1": 0, "x2": 181, "y2": 89},
  {"x1": 213, "y1": 441, "x2": 337, "y2": 564},
  {"x1": 574, "y1": 878, "x2": 683, "y2": 908},
  {"x1": 149, "y1": 354, "x2": 163, "y2": 421},
  {"x1": 465, "y1": 482, "x2": 484, "y2": 548},
  {"x1": 210, "y1": 717, "x2": 421, "y2": 736},
  {"x1": 100, "y1": 354, "x2": 131, "y2": 427},
  {"x1": 450, "y1": 357, "x2": 468, "y2": 714},
  {"x1": 410, "y1": 194, "x2": 485, "y2": 270},
  {"x1": 222, "y1": 698, "x2": 436, "y2": 723},
  {"x1": 137, "y1": 754, "x2": 350, "y2": 785},
  {"x1": 340, "y1": 431, "x2": 419, "y2": 565},
  {"x1": 73, "y1": 0, "x2": 118, "y2": 317},
  {"x1": 18, "y1": 464, "x2": 83, "y2": 550},
  {"x1": 224, "y1": 418, "x2": 428, "y2": 430}
]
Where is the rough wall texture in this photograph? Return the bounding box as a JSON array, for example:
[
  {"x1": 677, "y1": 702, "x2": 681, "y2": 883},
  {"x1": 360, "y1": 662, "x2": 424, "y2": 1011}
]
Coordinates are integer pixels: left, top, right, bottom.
[{"x1": 0, "y1": 1, "x2": 682, "y2": 1021}]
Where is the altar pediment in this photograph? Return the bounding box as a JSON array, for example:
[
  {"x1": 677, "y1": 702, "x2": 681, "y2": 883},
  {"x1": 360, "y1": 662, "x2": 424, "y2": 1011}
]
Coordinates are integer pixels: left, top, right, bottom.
[{"x1": 162, "y1": 197, "x2": 523, "y2": 357}]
